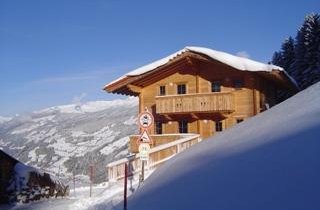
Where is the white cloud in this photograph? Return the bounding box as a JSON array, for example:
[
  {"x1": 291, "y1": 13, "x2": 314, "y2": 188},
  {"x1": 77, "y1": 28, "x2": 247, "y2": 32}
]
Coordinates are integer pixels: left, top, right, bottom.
[
  {"x1": 31, "y1": 74, "x2": 98, "y2": 85},
  {"x1": 236, "y1": 51, "x2": 250, "y2": 58}
]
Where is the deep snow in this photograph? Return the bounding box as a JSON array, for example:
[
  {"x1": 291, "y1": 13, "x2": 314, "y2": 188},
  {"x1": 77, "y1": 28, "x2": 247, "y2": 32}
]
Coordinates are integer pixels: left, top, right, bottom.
[{"x1": 128, "y1": 82, "x2": 320, "y2": 210}]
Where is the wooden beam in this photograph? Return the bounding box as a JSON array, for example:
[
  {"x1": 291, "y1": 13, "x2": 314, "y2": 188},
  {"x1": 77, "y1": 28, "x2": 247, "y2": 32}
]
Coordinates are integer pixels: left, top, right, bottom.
[
  {"x1": 191, "y1": 113, "x2": 199, "y2": 119},
  {"x1": 127, "y1": 84, "x2": 142, "y2": 93}
]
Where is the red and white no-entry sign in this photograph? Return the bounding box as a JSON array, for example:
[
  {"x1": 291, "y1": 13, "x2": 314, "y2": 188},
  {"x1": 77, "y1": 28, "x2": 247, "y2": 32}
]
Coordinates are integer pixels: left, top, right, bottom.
[{"x1": 138, "y1": 110, "x2": 154, "y2": 129}]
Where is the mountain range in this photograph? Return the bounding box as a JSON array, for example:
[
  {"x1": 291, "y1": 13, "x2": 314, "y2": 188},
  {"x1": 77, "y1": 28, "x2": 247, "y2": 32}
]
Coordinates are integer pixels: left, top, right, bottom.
[{"x1": 0, "y1": 98, "x2": 138, "y2": 184}]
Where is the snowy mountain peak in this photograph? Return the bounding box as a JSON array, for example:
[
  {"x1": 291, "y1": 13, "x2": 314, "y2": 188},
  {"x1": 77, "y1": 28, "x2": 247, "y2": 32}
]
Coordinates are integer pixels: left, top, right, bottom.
[
  {"x1": 0, "y1": 116, "x2": 12, "y2": 124},
  {"x1": 34, "y1": 97, "x2": 138, "y2": 114}
]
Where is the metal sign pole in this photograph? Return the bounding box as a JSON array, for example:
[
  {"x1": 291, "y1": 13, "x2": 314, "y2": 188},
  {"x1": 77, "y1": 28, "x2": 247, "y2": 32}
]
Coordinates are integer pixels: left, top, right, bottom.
[{"x1": 141, "y1": 160, "x2": 145, "y2": 182}]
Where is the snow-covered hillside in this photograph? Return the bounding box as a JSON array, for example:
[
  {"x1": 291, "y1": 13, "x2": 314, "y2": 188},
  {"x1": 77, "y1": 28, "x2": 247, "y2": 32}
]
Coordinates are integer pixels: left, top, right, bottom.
[
  {"x1": 128, "y1": 82, "x2": 320, "y2": 210},
  {"x1": 0, "y1": 98, "x2": 138, "y2": 183}
]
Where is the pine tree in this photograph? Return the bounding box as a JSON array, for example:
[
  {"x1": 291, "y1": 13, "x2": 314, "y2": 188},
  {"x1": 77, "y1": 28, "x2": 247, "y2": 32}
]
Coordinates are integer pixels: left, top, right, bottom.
[
  {"x1": 280, "y1": 37, "x2": 295, "y2": 75},
  {"x1": 272, "y1": 51, "x2": 282, "y2": 66},
  {"x1": 304, "y1": 14, "x2": 320, "y2": 88},
  {"x1": 272, "y1": 37, "x2": 296, "y2": 102},
  {"x1": 292, "y1": 13, "x2": 320, "y2": 89}
]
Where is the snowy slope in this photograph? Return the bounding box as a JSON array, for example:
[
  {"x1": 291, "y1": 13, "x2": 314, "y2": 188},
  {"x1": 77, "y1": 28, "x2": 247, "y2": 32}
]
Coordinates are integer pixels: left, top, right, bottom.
[
  {"x1": 128, "y1": 82, "x2": 320, "y2": 210},
  {"x1": 0, "y1": 98, "x2": 138, "y2": 183}
]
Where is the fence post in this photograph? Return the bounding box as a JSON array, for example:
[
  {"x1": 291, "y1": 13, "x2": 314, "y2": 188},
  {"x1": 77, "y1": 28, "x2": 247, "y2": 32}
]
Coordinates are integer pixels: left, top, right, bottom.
[
  {"x1": 177, "y1": 143, "x2": 181, "y2": 153},
  {"x1": 124, "y1": 163, "x2": 128, "y2": 210}
]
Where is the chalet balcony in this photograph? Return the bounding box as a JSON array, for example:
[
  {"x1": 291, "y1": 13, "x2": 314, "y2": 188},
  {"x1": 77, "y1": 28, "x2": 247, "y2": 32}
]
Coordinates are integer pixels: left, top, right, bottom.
[{"x1": 155, "y1": 92, "x2": 235, "y2": 114}]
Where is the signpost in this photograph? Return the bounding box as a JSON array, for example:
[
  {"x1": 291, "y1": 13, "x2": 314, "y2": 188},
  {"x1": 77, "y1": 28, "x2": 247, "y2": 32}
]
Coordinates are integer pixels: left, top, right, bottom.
[
  {"x1": 137, "y1": 108, "x2": 153, "y2": 182},
  {"x1": 123, "y1": 108, "x2": 154, "y2": 210}
]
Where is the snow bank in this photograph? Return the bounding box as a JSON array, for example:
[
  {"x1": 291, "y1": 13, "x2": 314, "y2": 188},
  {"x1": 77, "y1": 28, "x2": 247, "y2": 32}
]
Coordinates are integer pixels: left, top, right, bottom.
[{"x1": 128, "y1": 82, "x2": 320, "y2": 210}]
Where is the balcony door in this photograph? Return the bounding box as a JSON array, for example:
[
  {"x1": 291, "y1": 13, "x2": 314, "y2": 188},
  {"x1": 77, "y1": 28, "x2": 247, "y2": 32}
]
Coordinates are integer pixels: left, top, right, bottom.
[{"x1": 179, "y1": 120, "x2": 188, "y2": 133}]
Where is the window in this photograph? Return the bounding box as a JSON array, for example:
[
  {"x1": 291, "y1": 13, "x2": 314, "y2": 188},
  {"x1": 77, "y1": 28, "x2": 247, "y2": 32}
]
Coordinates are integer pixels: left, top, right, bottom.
[
  {"x1": 236, "y1": 118, "x2": 244, "y2": 124},
  {"x1": 159, "y1": 86, "x2": 166, "y2": 96},
  {"x1": 211, "y1": 81, "x2": 221, "y2": 92},
  {"x1": 177, "y1": 84, "x2": 186, "y2": 94},
  {"x1": 155, "y1": 121, "x2": 163, "y2": 134},
  {"x1": 234, "y1": 79, "x2": 243, "y2": 89},
  {"x1": 179, "y1": 120, "x2": 188, "y2": 133},
  {"x1": 215, "y1": 121, "x2": 223, "y2": 132}
]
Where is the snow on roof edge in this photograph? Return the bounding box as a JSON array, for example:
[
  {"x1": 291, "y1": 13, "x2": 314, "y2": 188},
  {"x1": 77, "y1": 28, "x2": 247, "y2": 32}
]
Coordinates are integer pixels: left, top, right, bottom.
[
  {"x1": 186, "y1": 46, "x2": 283, "y2": 72},
  {"x1": 105, "y1": 46, "x2": 292, "y2": 88}
]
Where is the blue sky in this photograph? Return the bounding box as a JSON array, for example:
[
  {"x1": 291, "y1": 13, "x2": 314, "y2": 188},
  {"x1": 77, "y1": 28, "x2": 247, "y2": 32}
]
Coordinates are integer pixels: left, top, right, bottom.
[{"x1": 0, "y1": 0, "x2": 318, "y2": 116}]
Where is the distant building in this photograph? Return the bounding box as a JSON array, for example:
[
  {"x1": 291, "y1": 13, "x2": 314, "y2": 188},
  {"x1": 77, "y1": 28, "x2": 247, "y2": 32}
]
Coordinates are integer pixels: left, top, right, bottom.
[
  {"x1": 104, "y1": 46, "x2": 296, "y2": 145},
  {"x1": 0, "y1": 150, "x2": 18, "y2": 203}
]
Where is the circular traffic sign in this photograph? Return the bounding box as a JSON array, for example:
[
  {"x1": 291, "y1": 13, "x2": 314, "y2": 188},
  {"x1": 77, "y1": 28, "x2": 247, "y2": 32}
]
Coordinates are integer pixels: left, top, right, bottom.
[{"x1": 138, "y1": 111, "x2": 154, "y2": 129}]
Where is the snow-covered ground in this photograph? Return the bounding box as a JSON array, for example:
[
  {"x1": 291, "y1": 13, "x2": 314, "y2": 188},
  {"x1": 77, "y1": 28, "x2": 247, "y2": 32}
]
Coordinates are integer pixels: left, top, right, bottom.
[
  {"x1": 127, "y1": 82, "x2": 320, "y2": 209},
  {"x1": 1, "y1": 170, "x2": 155, "y2": 210},
  {"x1": 1, "y1": 183, "x2": 122, "y2": 210}
]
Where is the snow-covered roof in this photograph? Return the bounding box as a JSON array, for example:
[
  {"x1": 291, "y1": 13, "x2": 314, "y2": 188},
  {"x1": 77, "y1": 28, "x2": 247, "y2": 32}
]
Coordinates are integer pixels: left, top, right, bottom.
[
  {"x1": 106, "y1": 46, "x2": 286, "y2": 88},
  {"x1": 127, "y1": 46, "x2": 283, "y2": 76}
]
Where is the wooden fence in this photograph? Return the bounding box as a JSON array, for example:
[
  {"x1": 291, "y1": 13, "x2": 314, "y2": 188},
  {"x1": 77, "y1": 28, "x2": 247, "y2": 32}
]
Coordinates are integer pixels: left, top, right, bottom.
[{"x1": 107, "y1": 134, "x2": 201, "y2": 182}]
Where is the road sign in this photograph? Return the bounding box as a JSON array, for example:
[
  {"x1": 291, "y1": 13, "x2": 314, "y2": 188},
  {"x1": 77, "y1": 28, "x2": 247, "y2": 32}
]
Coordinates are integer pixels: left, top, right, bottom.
[
  {"x1": 138, "y1": 111, "x2": 154, "y2": 129},
  {"x1": 137, "y1": 129, "x2": 153, "y2": 144},
  {"x1": 139, "y1": 143, "x2": 150, "y2": 161}
]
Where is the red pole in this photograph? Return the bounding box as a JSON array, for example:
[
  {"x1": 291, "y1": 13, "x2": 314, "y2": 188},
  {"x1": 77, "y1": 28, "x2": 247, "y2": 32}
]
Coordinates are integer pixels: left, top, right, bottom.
[
  {"x1": 90, "y1": 165, "x2": 93, "y2": 197},
  {"x1": 124, "y1": 163, "x2": 128, "y2": 210}
]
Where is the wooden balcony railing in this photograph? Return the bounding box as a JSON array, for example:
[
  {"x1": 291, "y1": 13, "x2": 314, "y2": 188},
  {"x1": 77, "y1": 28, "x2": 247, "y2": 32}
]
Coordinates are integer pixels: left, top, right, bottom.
[
  {"x1": 107, "y1": 134, "x2": 201, "y2": 182},
  {"x1": 155, "y1": 92, "x2": 234, "y2": 114},
  {"x1": 129, "y1": 133, "x2": 193, "y2": 153}
]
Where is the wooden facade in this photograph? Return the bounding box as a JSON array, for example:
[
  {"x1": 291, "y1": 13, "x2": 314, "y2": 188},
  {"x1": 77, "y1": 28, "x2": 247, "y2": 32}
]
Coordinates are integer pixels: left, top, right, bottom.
[{"x1": 104, "y1": 49, "x2": 296, "y2": 141}]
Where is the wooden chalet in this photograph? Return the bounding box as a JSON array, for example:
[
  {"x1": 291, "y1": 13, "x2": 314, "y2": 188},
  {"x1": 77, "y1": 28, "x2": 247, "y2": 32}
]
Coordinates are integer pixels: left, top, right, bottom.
[{"x1": 104, "y1": 46, "x2": 296, "y2": 152}]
